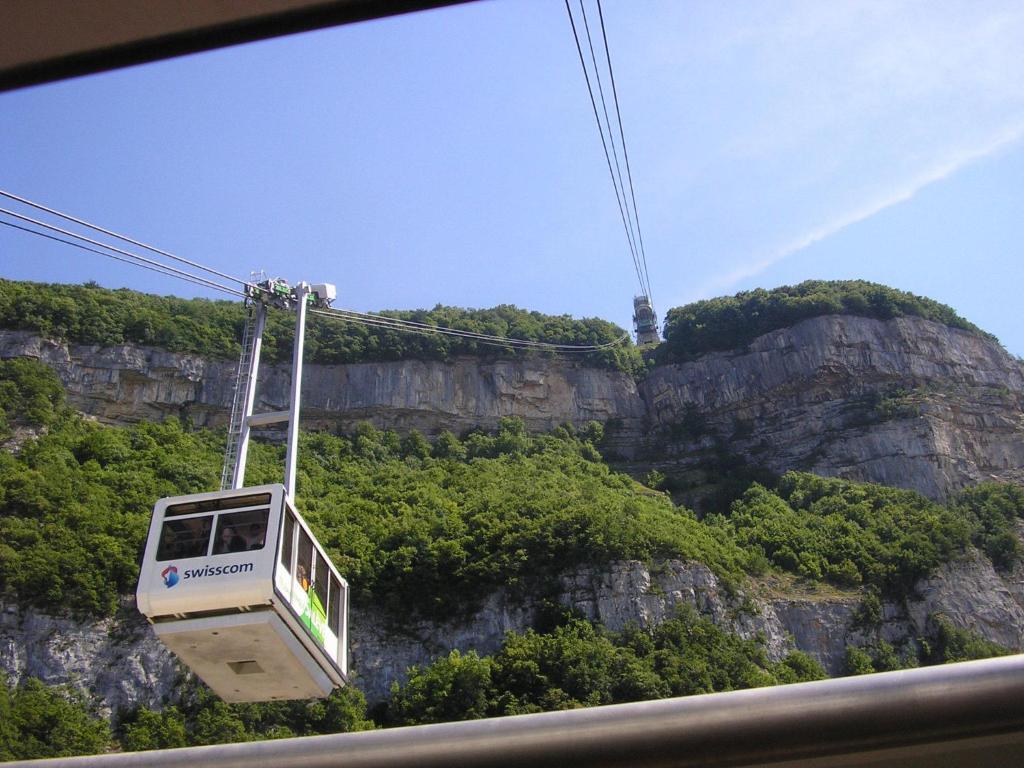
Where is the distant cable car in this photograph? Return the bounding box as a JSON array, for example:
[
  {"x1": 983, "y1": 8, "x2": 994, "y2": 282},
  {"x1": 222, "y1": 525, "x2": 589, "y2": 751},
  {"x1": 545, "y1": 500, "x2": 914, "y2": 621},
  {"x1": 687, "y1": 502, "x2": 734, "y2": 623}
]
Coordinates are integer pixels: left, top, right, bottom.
[
  {"x1": 136, "y1": 484, "x2": 349, "y2": 702},
  {"x1": 633, "y1": 295, "x2": 659, "y2": 346}
]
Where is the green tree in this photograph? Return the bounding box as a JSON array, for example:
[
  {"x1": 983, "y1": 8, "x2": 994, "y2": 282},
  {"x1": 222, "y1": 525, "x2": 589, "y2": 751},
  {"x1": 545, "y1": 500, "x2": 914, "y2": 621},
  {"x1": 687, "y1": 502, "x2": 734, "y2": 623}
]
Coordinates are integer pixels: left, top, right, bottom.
[
  {"x1": 926, "y1": 615, "x2": 1012, "y2": 663},
  {"x1": 388, "y1": 611, "x2": 825, "y2": 725},
  {"x1": 122, "y1": 682, "x2": 376, "y2": 748},
  {"x1": 0, "y1": 678, "x2": 111, "y2": 760},
  {"x1": 0, "y1": 358, "x2": 66, "y2": 437},
  {"x1": 389, "y1": 650, "x2": 493, "y2": 724},
  {"x1": 724, "y1": 473, "x2": 971, "y2": 594},
  {"x1": 951, "y1": 484, "x2": 1024, "y2": 569},
  {"x1": 119, "y1": 706, "x2": 188, "y2": 751}
]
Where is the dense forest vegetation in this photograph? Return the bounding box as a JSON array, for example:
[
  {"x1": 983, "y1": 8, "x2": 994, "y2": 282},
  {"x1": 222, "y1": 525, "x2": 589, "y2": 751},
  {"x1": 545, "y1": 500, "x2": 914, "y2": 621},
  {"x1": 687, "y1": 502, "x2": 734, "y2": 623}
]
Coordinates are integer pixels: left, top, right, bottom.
[
  {"x1": 0, "y1": 360, "x2": 750, "y2": 620},
  {"x1": 4, "y1": 358, "x2": 1024, "y2": 622},
  {"x1": 719, "y1": 473, "x2": 1004, "y2": 595},
  {"x1": 387, "y1": 609, "x2": 826, "y2": 724},
  {"x1": 0, "y1": 279, "x2": 642, "y2": 373},
  {"x1": 658, "y1": 280, "x2": 994, "y2": 363}
]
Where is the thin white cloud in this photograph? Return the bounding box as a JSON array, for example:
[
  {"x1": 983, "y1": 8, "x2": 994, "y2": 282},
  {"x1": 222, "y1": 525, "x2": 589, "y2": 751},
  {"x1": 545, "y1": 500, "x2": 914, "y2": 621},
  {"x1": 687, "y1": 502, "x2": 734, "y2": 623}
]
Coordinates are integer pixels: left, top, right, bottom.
[
  {"x1": 717, "y1": 2, "x2": 1024, "y2": 164},
  {"x1": 694, "y1": 121, "x2": 1024, "y2": 298}
]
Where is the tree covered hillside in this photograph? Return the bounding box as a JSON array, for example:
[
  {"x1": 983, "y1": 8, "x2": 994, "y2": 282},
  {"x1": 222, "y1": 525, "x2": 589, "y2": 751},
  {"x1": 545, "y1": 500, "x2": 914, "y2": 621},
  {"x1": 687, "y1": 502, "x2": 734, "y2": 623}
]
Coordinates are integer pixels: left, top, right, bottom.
[
  {"x1": 659, "y1": 280, "x2": 994, "y2": 363},
  {"x1": 0, "y1": 278, "x2": 997, "y2": 377},
  {"x1": 0, "y1": 360, "x2": 750, "y2": 620},
  {"x1": 0, "y1": 279, "x2": 641, "y2": 373},
  {"x1": 3, "y1": 357, "x2": 1024, "y2": 618},
  {"x1": 3, "y1": 356, "x2": 1023, "y2": 621}
]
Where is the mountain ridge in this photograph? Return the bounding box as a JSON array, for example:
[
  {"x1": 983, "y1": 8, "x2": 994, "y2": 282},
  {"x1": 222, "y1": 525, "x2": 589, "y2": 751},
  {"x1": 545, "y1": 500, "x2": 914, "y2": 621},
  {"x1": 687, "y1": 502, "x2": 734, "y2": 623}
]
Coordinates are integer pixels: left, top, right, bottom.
[{"x1": 4, "y1": 310, "x2": 1022, "y2": 501}]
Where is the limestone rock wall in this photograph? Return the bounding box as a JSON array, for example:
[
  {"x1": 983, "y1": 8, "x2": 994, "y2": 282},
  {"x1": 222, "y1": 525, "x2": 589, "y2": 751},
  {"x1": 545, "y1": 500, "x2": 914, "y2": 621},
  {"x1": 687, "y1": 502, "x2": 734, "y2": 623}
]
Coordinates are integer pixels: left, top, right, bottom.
[
  {"x1": 4, "y1": 314, "x2": 1024, "y2": 500},
  {"x1": 4, "y1": 313, "x2": 1024, "y2": 716},
  {"x1": 6, "y1": 549, "x2": 1023, "y2": 710},
  {"x1": 0, "y1": 330, "x2": 645, "y2": 437},
  {"x1": 0, "y1": 601, "x2": 177, "y2": 718},
  {"x1": 636, "y1": 315, "x2": 1024, "y2": 499}
]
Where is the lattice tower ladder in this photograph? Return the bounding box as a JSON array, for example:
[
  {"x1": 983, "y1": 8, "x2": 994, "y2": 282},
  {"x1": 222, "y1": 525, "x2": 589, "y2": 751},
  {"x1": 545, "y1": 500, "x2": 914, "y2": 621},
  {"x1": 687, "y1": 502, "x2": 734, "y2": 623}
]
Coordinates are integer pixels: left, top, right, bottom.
[{"x1": 220, "y1": 301, "x2": 267, "y2": 489}]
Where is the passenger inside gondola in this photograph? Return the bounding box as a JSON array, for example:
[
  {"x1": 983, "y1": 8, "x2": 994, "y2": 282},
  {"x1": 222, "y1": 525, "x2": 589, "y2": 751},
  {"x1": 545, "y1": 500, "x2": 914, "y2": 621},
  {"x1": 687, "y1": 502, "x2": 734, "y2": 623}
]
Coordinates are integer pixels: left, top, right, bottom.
[
  {"x1": 212, "y1": 509, "x2": 269, "y2": 554},
  {"x1": 157, "y1": 516, "x2": 212, "y2": 560},
  {"x1": 245, "y1": 522, "x2": 265, "y2": 550},
  {"x1": 217, "y1": 524, "x2": 246, "y2": 553}
]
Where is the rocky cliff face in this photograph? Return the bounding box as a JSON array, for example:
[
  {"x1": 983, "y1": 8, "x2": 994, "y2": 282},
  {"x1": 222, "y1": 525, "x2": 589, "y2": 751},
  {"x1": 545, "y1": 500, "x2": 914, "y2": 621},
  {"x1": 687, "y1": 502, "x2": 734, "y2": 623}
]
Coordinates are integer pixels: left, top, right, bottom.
[
  {"x1": 0, "y1": 600, "x2": 178, "y2": 716},
  {"x1": 3, "y1": 314, "x2": 1023, "y2": 500},
  {"x1": 638, "y1": 315, "x2": 1024, "y2": 500},
  {"x1": 5, "y1": 547, "x2": 1023, "y2": 712},
  {"x1": 0, "y1": 330, "x2": 646, "y2": 437}
]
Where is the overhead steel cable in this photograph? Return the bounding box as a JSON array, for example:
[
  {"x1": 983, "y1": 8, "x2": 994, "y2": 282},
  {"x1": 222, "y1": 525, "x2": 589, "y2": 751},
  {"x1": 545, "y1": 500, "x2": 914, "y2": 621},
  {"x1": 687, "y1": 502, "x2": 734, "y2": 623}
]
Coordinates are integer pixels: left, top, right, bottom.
[
  {"x1": 577, "y1": 0, "x2": 643, "y2": 285},
  {"x1": 564, "y1": 0, "x2": 646, "y2": 295},
  {"x1": 0, "y1": 219, "x2": 248, "y2": 299},
  {"x1": 312, "y1": 307, "x2": 628, "y2": 352},
  {"x1": 0, "y1": 188, "x2": 255, "y2": 291},
  {"x1": 321, "y1": 315, "x2": 629, "y2": 353},
  {"x1": 324, "y1": 305, "x2": 554, "y2": 341},
  {"x1": 596, "y1": 0, "x2": 654, "y2": 309},
  {"x1": 320, "y1": 304, "x2": 526, "y2": 339},
  {"x1": 0, "y1": 206, "x2": 248, "y2": 298},
  {"x1": 315, "y1": 306, "x2": 628, "y2": 351}
]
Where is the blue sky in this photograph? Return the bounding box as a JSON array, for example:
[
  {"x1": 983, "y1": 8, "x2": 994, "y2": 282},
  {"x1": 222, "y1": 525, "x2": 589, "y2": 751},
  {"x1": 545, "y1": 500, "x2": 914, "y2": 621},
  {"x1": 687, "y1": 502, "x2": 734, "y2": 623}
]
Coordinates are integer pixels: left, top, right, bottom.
[{"x1": 2, "y1": 0, "x2": 1023, "y2": 355}]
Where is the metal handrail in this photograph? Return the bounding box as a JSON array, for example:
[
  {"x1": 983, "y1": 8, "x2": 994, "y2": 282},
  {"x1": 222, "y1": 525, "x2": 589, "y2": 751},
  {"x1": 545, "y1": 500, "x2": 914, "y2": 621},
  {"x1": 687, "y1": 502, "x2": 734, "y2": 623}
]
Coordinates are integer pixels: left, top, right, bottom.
[{"x1": 12, "y1": 654, "x2": 1024, "y2": 767}]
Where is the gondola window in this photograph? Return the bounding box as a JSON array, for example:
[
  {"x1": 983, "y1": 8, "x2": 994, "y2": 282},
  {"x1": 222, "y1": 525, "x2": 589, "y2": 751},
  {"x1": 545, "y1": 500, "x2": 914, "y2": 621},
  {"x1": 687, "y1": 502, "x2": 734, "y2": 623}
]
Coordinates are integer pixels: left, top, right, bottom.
[
  {"x1": 280, "y1": 511, "x2": 295, "y2": 573},
  {"x1": 156, "y1": 516, "x2": 213, "y2": 561},
  {"x1": 213, "y1": 508, "x2": 270, "y2": 554}
]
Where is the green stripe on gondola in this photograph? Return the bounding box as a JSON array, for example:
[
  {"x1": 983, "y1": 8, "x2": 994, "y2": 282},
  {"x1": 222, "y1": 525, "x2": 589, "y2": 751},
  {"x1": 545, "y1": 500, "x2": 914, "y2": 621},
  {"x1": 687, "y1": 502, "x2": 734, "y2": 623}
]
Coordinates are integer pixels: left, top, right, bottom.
[{"x1": 302, "y1": 589, "x2": 326, "y2": 645}]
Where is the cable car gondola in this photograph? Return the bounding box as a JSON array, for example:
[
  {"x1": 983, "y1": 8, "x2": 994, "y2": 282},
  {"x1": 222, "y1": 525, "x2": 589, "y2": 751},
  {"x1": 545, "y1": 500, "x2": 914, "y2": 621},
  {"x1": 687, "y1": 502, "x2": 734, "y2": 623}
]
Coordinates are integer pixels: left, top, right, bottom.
[
  {"x1": 136, "y1": 484, "x2": 349, "y2": 702},
  {"x1": 633, "y1": 295, "x2": 659, "y2": 345}
]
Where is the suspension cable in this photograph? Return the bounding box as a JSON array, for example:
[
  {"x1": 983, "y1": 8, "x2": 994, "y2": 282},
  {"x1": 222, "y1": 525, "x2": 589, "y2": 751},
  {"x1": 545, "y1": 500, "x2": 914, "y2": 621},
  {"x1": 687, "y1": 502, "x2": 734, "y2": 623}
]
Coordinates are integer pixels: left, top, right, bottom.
[
  {"x1": 0, "y1": 219, "x2": 248, "y2": 298},
  {"x1": 1, "y1": 212, "x2": 625, "y2": 351},
  {"x1": 2, "y1": 194, "x2": 628, "y2": 351},
  {"x1": 0, "y1": 189, "x2": 255, "y2": 290},
  {"x1": 564, "y1": 0, "x2": 646, "y2": 294},
  {"x1": 0, "y1": 206, "x2": 247, "y2": 298},
  {"x1": 312, "y1": 307, "x2": 628, "y2": 352},
  {"x1": 315, "y1": 307, "x2": 628, "y2": 351},
  {"x1": 578, "y1": 0, "x2": 642, "y2": 281},
  {"x1": 596, "y1": 0, "x2": 654, "y2": 308}
]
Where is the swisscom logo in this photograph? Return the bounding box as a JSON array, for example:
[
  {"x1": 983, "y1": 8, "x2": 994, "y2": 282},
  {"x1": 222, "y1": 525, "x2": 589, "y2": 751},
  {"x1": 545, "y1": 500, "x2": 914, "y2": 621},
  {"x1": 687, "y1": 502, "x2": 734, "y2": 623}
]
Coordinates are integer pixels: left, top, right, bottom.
[
  {"x1": 161, "y1": 562, "x2": 254, "y2": 589},
  {"x1": 161, "y1": 565, "x2": 180, "y2": 588}
]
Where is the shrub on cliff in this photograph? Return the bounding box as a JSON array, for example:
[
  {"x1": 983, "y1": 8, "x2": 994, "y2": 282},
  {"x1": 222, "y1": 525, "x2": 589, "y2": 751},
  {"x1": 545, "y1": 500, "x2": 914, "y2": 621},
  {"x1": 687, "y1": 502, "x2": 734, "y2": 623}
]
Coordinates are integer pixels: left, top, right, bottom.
[
  {"x1": 0, "y1": 357, "x2": 66, "y2": 438},
  {"x1": 387, "y1": 609, "x2": 825, "y2": 724},
  {"x1": 924, "y1": 615, "x2": 1012, "y2": 664},
  {"x1": 0, "y1": 414, "x2": 223, "y2": 616},
  {"x1": 117, "y1": 683, "x2": 374, "y2": 750},
  {"x1": 658, "y1": 280, "x2": 994, "y2": 363},
  {"x1": 0, "y1": 678, "x2": 111, "y2": 760},
  {"x1": 950, "y1": 483, "x2": 1024, "y2": 570},
  {"x1": 719, "y1": 472, "x2": 974, "y2": 594}
]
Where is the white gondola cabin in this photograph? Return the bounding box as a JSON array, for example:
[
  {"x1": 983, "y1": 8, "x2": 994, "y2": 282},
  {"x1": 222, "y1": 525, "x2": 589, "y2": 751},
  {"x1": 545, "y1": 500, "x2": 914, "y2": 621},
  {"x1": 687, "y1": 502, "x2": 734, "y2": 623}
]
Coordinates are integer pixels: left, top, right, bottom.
[{"x1": 136, "y1": 484, "x2": 349, "y2": 702}]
